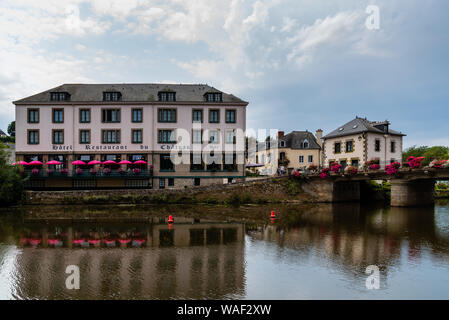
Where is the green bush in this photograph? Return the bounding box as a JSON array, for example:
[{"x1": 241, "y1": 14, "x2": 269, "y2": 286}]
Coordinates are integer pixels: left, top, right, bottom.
[
  {"x1": 436, "y1": 182, "x2": 448, "y2": 190},
  {"x1": 286, "y1": 179, "x2": 301, "y2": 196},
  {"x1": 0, "y1": 145, "x2": 25, "y2": 206}
]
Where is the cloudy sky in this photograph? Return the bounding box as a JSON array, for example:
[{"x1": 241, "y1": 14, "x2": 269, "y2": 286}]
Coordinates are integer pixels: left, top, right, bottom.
[{"x1": 1, "y1": 0, "x2": 448, "y2": 147}]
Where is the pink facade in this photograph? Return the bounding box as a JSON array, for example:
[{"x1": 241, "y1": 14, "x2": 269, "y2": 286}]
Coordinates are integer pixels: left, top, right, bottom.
[{"x1": 15, "y1": 104, "x2": 246, "y2": 153}]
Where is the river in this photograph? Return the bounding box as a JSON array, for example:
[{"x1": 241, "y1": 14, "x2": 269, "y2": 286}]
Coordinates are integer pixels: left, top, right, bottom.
[{"x1": 0, "y1": 201, "x2": 448, "y2": 299}]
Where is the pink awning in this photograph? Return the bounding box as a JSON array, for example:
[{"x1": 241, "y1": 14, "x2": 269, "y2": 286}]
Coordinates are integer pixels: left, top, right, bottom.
[
  {"x1": 133, "y1": 160, "x2": 147, "y2": 165},
  {"x1": 46, "y1": 160, "x2": 61, "y2": 165},
  {"x1": 103, "y1": 160, "x2": 117, "y2": 165},
  {"x1": 88, "y1": 160, "x2": 102, "y2": 165},
  {"x1": 28, "y1": 160, "x2": 43, "y2": 165},
  {"x1": 118, "y1": 160, "x2": 132, "y2": 165},
  {"x1": 72, "y1": 160, "x2": 86, "y2": 165}
]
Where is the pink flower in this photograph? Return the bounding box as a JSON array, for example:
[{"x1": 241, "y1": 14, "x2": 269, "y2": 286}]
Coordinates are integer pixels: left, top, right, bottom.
[{"x1": 320, "y1": 172, "x2": 327, "y2": 179}]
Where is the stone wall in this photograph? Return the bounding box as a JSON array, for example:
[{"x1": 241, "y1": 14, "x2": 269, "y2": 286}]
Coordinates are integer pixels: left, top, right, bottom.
[{"x1": 25, "y1": 176, "x2": 303, "y2": 205}]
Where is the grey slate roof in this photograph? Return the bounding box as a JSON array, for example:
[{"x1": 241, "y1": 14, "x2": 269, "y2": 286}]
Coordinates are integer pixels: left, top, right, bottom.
[
  {"x1": 323, "y1": 117, "x2": 406, "y2": 139},
  {"x1": 13, "y1": 83, "x2": 247, "y2": 104},
  {"x1": 279, "y1": 131, "x2": 321, "y2": 149},
  {"x1": 0, "y1": 129, "x2": 6, "y2": 136}
]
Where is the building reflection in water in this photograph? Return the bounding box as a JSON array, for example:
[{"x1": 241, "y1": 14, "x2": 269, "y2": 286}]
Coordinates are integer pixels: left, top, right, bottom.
[
  {"x1": 14, "y1": 219, "x2": 245, "y2": 300},
  {"x1": 248, "y1": 203, "x2": 448, "y2": 279}
]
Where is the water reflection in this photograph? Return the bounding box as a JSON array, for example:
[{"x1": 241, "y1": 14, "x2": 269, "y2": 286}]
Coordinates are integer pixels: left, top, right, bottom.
[
  {"x1": 1, "y1": 203, "x2": 449, "y2": 299},
  {"x1": 1, "y1": 219, "x2": 245, "y2": 300}
]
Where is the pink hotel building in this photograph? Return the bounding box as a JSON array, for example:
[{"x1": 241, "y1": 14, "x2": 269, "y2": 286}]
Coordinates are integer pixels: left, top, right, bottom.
[{"x1": 14, "y1": 83, "x2": 248, "y2": 189}]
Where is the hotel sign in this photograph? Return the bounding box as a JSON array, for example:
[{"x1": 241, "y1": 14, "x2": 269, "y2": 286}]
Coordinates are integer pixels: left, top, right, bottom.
[
  {"x1": 52, "y1": 144, "x2": 151, "y2": 151},
  {"x1": 84, "y1": 145, "x2": 150, "y2": 150}
]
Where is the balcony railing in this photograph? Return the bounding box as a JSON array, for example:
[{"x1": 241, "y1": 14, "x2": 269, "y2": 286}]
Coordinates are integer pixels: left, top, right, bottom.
[{"x1": 22, "y1": 169, "x2": 153, "y2": 178}]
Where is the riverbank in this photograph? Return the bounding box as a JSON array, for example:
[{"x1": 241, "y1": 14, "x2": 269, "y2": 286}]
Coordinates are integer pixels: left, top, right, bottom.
[{"x1": 24, "y1": 177, "x2": 316, "y2": 206}]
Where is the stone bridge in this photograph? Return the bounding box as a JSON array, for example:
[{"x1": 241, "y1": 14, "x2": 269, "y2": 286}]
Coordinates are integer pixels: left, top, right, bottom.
[{"x1": 302, "y1": 168, "x2": 449, "y2": 207}]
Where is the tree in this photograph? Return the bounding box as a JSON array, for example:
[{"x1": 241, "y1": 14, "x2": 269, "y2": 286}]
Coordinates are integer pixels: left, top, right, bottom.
[
  {"x1": 7, "y1": 121, "x2": 15, "y2": 137},
  {"x1": 0, "y1": 143, "x2": 25, "y2": 206},
  {"x1": 403, "y1": 145, "x2": 449, "y2": 166}
]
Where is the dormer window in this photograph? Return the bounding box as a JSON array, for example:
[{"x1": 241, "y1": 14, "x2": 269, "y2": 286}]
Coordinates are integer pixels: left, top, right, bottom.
[
  {"x1": 279, "y1": 140, "x2": 286, "y2": 147},
  {"x1": 301, "y1": 139, "x2": 309, "y2": 149},
  {"x1": 205, "y1": 92, "x2": 222, "y2": 102},
  {"x1": 50, "y1": 92, "x2": 70, "y2": 101},
  {"x1": 103, "y1": 92, "x2": 121, "y2": 102},
  {"x1": 158, "y1": 91, "x2": 176, "y2": 102}
]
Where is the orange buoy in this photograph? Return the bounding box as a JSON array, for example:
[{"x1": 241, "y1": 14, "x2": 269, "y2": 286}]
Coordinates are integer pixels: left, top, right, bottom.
[
  {"x1": 270, "y1": 211, "x2": 276, "y2": 218},
  {"x1": 168, "y1": 215, "x2": 174, "y2": 223}
]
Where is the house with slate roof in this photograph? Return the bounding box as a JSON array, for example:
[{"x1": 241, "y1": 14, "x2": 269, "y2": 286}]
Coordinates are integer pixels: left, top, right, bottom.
[
  {"x1": 322, "y1": 117, "x2": 406, "y2": 169},
  {"x1": 249, "y1": 129, "x2": 322, "y2": 175},
  {"x1": 13, "y1": 83, "x2": 248, "y2": 189}
]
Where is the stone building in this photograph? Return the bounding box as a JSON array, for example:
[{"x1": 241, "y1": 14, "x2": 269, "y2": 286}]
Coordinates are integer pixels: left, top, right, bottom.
[
  {"x1": 322, "y1": 117, "x2": 405, "y2": 169},
  {"x1": 249, "y1": 130, "x2": 322, "y2": 175}
]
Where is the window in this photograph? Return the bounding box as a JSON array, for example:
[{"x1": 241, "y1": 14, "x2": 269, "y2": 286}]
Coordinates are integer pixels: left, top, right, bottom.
[
  {"x1": 226, "y1": 110, "x2": 236, "y2": 123},
  {"x1": 158, "y1": 130, "x2": 176, "y2": 143},
  {"x1": 391, "y1": 141, "x2": 396, "y2": 153},
  {"x1": 79, "y1": 155, "x2": 93, "y2": 162},
  {"x1": 159, "y1": 178, "x2": 165, "y2": 189},
  {"x1": 160, "y1": 154, "x2": 174, "y2": 171},
  {"x1": 192, "y1": 109, "x2": 203, "y2": 123},
  {"x1": 168, "y1": 178, "x2": 174, "y2": 187},
  {"x1": 27, "y1": 109, "x2": 39, "y2": 123},
  {"x1": 28, "y1": 130, "x2": 39, "y2": 144},
  {"x1": 100, "y1": 154, "x2": 120, "y2": 162},
  {"x1": 79, "y1": 130, "x2": 90, "y2": 144},
  {"x1": 224, "y1": 153, "x2": 237, "y2": 171},
  {"x1": 209, "y1": 130, "x2": 220, "y2": 144},
  {"x1": 132, "y1": 129, "x2": 143, "y2": 143},
  {"x1": 158, "y1": 109, "x2": 176, "y2": 122},
  {"x1": 103, "y1": 92, "x2": 121, "y2": 101},
  {"x1": 351, "y1": 159, "x2": 359, "y2": 167},
  {"x1": 50, "y1": 92, "x2": 70, "y2": 101},
  {"x1": 158, "y1": 91, "x2": 176, "y2": 102},
  {"x1": 280, "y1": 141, "x2": 286, "y2": 147},
  {"x1": 209, "y1": 109, "x2": 219, "y2": 123},
  {"x1": 280, "y1": 152, "x2": 285, "y2": 161},
  {"x1": 194, "y1": 178, "x2": 201, "y2": 186},
  {"x1": 346, "y1": 141, "x2": 353, "y2": 152},
  {"x1": 334, "y1": 142, "x2": 341, "y2": 153},
  {"x1": 79, "y1": 109, "x2": 90, "y2": 123},
  {"x1": 132, "y1": 109, "x2": 143, "y2": 123},
  {"x1": 301, "y1": 139, "x2": 309, "y2": 149},
  {"x1": 102, "y1": 109, "x2": 120, "y2": 123},
  {"x1": 52, "y1": 130, "x2": 64, "y2": 144},
  {"x1": 226, "y1": 130, "x2": 236, "y2": 144},
  {"x1": 128, "y1": 154, "x2": 146, "y2": 162},
  {"x1": 102, "y1": 130, "x2": 121, "y2": 143},
  {"x1": 191, "y1": 153, "x2": 204, "y2": 171},
  {"x1": 52, "y1": 109, "x2": 64, "y2": 123},
  {"x1": 192, "y1": 129, "x2": 203, "y2": 144},
  {"x1": 205, "y1": 93, "x2": 222, "y2": 102},
  {"x1": 206, "y1": 152, "x2": 221, "y2": 171},
  {"x1": 308, "y1": 155, "x2": 313, "y2": 163},
  {"x1": 299, "y1": 155, "x2": 304, "y2": 163},
  {"x1": 375, "y1": 139, "x2": 381, "y2": 152}
]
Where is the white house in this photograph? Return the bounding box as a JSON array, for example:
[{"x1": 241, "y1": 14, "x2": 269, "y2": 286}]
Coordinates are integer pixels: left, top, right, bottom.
[{"x1": 322, "y1": 117, "x2": 405, "y2": 169}]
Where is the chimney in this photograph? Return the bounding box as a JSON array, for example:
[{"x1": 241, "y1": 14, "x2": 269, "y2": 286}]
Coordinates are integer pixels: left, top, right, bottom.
[
  {"x1": 278, "y1": 131, "x2": 284, "y2": 139},
  {"x1": 315, "y1": 129, "x2": 323, "y2": 147}
]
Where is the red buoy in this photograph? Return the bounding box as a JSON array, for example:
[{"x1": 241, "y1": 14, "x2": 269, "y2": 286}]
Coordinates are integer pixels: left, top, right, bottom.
[
  {"x1": 270, "y1": 211, "x2": 276, "y2": 218},
  {"x1": 168, "y1": 215, "x2": 174, "y2": 223}
]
